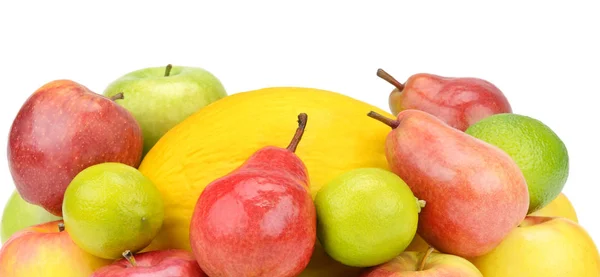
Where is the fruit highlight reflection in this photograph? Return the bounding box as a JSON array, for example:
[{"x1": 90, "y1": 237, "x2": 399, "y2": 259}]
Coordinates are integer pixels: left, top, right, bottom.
[
  {"x1": 0, "y1": 63, "x2": 597, "y2": 277},
  {"x1": 189, "y1": 113, "x2": 317, "y2": 277}
]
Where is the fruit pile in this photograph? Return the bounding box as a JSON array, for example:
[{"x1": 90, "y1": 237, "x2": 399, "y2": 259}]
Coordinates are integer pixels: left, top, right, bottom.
[{"x1": 0, "y1": 65, "x2": 598, "y2": 276}]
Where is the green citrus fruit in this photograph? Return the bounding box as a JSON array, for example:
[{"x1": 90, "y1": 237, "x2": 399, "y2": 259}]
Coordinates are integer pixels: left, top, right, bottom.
[
  {"x1": 1, "y1": 190, "x2": 62, "y2": 243},
  {"x1": 62, "y1": 162, "x2": 164, "y2": 259},
  {"x1": 314, "y1": 168, "x2": 422, "y2": 267},
  {"x1": 465, "y1": 113, "x2": 569, "y2": 213}
]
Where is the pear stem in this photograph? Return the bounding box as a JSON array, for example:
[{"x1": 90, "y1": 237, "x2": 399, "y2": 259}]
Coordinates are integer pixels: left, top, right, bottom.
[
  {"x1": 286, "y1": 113, "x2": 308, "y2": 152},
  {"x1": 367, "y1": 111, "x2": 399, "y2": 129},
  {"x1": 418, "y1": 247, "x2": 435, "y2": 271},
  {"x1": 110, "y1": 92, "x2": 124, "y2": 101},
  {"x1": 377, "y1": 68, "x2": 405, "y2": 91},
  {"x1": 58, "y1": 222, "x2": 65, "y2": 232},
  {"x1": 164, "y1": 64, "x2": 173, "y2": 77},
  {"x1": 123, "y1": 250, "x2": 137, "y2": 267}
]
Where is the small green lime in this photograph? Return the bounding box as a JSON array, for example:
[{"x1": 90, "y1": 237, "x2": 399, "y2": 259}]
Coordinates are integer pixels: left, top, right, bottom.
[
  {"x1": 465, "y1": 113, "x2": 569, "y2": 213},
  {"x1": 314, "y1": 168, "x2": 422, "y2": 267},
  {"x1": 62, "y1": 162, "x2": 164, "y2": 259}
]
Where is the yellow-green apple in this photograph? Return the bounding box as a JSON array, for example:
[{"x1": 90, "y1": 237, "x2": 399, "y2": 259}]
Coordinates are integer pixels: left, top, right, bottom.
[
  {"x1": 529, "y1": 192, "x2": 578, "y2": 222},
  {"x1": 1, "y1": 190, "x2": 61, "y2": 243},
  {"x1": 7, "y1": 79, "x2": 144, "y2": 216},
  {"x1": 0, "y1": 220, "x2": 112, "y2": 276},
  {"x1": 359, "y1": 249, "x2": 483, "y2": 276},
  {"x1": 103, "y1": 64, "x2": 227, "y2": 155},
  {"x1": 469, "y1": 216, "x2": 600, "y2": 276},
  {"x1": 91, "y1": 249, "x2": 207, "y2": 276},
  {"x1": 405, "y1": 234, "x2": 437, "y2": 253}
]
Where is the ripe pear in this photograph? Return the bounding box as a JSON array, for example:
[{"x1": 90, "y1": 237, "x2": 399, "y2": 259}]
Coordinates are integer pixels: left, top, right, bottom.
[{"x1": 367, "y1": 109, "x2": 529, "y2": 258}]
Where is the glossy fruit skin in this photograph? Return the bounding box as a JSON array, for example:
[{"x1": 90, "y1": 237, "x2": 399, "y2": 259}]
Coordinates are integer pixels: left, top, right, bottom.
[
  {"x1": 138, "y1": 87, "x2": 392, "y2": 257},
  {"x1": 62, "y1": 162, "x2": 165, "y2": 260},
  {"x1": 189, "y1": 146, "x2": 316, "y2": 277},
  {"x1": 469, "y1": 216, "x2": 600, "y2": 276},
  {"x1": 359, "y1": 251, "x2": 483, "y2": 277},
  {"x1": 7, "y1": 79, "x2": 144, "y2": 216},
  {"x1": 1, "y1": 190, "x2": 61, "y2": 243},
  {"x1": 315, "y1": 168, "x2": 420, "y2": 267},
  {"x1": 103, "y1": 65, "x2": 227, "y2": 156},
  {"x1": 465, "y1": 113, "x2": 569, "y2": 213},
  {"x1": 383, "y1": 109, "x2": 529, "y2": 258},
  {"x1": 91, "y1": 249, "x2": 207, "y2": 277},
  {"x1": 389, "y1": 73, "x2": 512, "y2": 131},
  {"x1": 0, "y1": 220, "x2": 112, "y2": 276}
]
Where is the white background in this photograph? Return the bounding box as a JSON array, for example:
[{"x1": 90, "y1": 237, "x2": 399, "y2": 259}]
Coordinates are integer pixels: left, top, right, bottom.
[{"x1": 0, "y1": 0, "x2": 599, "y2": 249}]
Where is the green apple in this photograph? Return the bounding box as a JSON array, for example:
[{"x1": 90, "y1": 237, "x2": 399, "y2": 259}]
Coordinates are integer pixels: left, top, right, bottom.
[
  {"x1": 103, "y1": 64, "x2": 227, "y2": 155},
  {"x1": 1, "y1": 190, "x2": 62, "y2": 243}
]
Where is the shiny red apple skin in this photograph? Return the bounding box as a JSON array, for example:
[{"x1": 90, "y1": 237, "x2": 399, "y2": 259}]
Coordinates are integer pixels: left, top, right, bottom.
[
  {"x1": 7, "y1": 79, "x2": 144, "y2": 216},
  {"x1": 359, "y1": 251, "x2": 482, "y2": 276},
  {"x1": 0, "y1": 220, "x2": 112, "y2": 276},
  {"x1": 91, "y1": 249, "x2": 207, "y2": 277},
  {"x1": 189, "y1": 146, "x2": 317, "y2": 277},
  {"x1": 389, "y1": 73, "x2": 512, "y2": 131}
]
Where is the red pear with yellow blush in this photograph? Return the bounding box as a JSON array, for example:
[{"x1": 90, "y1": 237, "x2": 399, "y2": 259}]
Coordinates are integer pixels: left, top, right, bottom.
[
  {"x1": 367, "y1": 109, "x2": 529, "y2": 258},
  {"x1": 378, "y1": 68, "x2": 512, "y2": 131},
  {"x1": 189, "y1": 113, "x2": 316, "y2": 277}
]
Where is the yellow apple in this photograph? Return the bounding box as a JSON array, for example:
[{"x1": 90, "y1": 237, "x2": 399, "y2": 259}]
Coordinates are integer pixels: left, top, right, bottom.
[
  {"x1": 360, "y1": 249, "x2": 482, "y2": 276},
  {"x1": 0, "y1": 220, "x2": 112, "y2": 276},
  {"x1": 529, "y1": 192, "x2": 578, "y2": 222},
  {"x1": 469, "y1": 216, "x2": 600, "y2": 276},
  {"x1": 405, "y1": 234, "x2": 438, "y2": 253}
]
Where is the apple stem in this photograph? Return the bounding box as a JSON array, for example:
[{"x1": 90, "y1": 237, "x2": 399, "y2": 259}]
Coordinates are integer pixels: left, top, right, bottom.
[
  {"x1": 416, "y1": 198, "x2": 426, "y2": 213},
  {"x1": 58, "y1": 222, "x2": 65, "y2": 232},
  {"x1": 286, "y1": 113, "x2": 308, "y2": 153},
  {"x1": 418, "y1": 247, "x2": 435, "y2": 271},
  {"x1": 367, "y1": 111, "x2": 399, "y2": 129},
  {"x1": 377, "y1": 68, "x2": 405, "y2": 91},
  {"x1": 110, "y1": 92, "x2": 124, "y2": 101},
  {"x1": 164, "y1": 64, "x2": 173, "y2": 77},
  {"x1": 123, "y1": 250, "x2": 137, "y2": 267}
]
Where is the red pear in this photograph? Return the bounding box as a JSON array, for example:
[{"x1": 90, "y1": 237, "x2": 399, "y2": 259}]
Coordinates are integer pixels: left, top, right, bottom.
[
  {"x1": 189, "y1": 113, "x2": 316, "y2": 277},
  {"x1": 367, "y1": 109, "x2": 529, "y2": 258},
  {"x1": 378, "y1": 69, "x2": 512, "y2": 131},
  {"x1": 8, "y1": 80, "x2": 143, "y2": 216}
]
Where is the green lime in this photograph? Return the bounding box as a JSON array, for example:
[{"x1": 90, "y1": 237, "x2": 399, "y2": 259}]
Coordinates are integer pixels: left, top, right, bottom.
[
  {"x1": 62, "y1": 162, "x2": 164, "y2": 259},
  {"x1": 314, "y1": 168, "x2": 423, "y2": 267},
  {"x1": 465, "y1": 113, "x2": 569, "y2": 213}
]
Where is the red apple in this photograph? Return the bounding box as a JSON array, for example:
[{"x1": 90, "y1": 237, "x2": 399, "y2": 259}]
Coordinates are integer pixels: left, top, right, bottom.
[
  {"x1": 0, "y1": 220, "x2": 112, "y2": 276},
  {"x1": 91, "y1": 249, "x2": 207, "y2": 277},
  {"x1": 360, "y1": 249, "x2": 483, "y2": 276},
  {"x1": 8, "y1": 79, "x2": 144, "y2": 216},
  {"x1": 378, "y1": 68, "x2": 512, "y2": 131}
]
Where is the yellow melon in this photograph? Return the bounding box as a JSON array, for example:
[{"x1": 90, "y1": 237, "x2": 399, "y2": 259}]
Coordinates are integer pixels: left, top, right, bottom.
[{"x1": 138, "y1": 87, "x2": 393, "y2": 275}]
